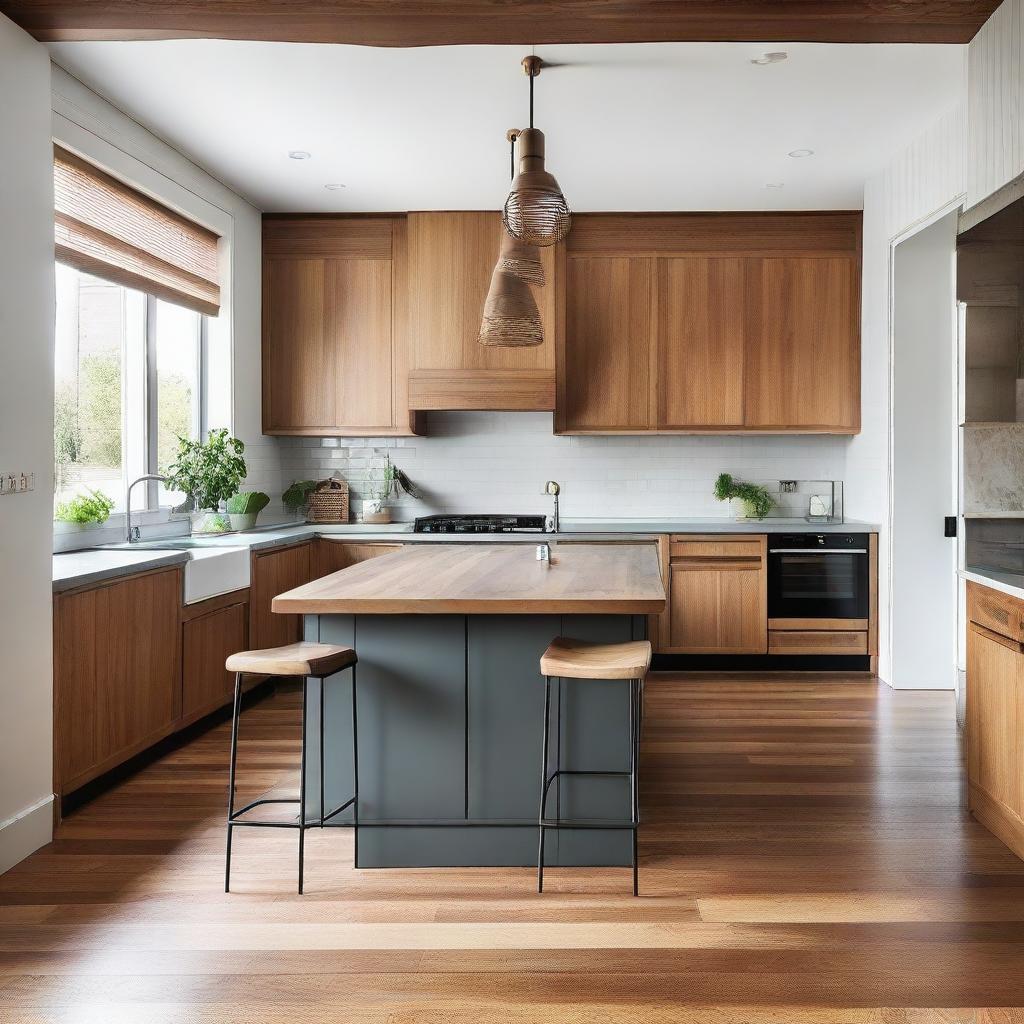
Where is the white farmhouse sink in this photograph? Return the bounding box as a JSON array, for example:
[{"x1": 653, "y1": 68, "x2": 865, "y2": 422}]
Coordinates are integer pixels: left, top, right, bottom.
[
  {"x1": 181, "y1": 546, "x2": 249, "y2": 604},
  {"x1": 102, "y1": 540, "x2": 250, "y2": 603}
]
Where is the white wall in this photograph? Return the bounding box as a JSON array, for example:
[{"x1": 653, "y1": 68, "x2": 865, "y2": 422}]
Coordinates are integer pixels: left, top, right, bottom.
[
  {"x1": 968, "y1": 0, "x2": 1024, "y2": 206},
  {"x1": 890, "y1": 212, "x2": 959, "y2": 690},
  {"x1": 857, "y1": 105, "x2": 967, "y2": 685},
  {"x1": 50, "y1": 64, "x2": 285, "y2": 520},
  {"x1": 0, "y1": 15, "x2": 56, "y2": 871}
]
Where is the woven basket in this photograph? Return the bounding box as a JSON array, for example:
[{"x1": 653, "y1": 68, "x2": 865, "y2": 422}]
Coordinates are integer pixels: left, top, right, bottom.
[{"x1": 307, "y1": 479, "x2": 349, "y2": 524}]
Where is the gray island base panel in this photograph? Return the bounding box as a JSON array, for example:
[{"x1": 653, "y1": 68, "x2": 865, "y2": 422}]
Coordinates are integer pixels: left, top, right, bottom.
[{"x1": 301, "y1": 612, "x2": 646, "y2": 868}]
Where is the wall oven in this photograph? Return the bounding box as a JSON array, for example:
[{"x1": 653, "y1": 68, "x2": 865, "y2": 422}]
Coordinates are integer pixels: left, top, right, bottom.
[{"x1": 767, "y1": 533, "x2": 870, "y2": 620}]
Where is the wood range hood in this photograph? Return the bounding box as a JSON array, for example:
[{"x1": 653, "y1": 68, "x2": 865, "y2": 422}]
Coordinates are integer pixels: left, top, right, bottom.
[{"x1": 0, "y1": 0, "x2": 1001, "y2": 45}]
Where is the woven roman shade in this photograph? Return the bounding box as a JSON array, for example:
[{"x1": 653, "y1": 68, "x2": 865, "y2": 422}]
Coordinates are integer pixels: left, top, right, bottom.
[{"x1": 53, "y1": 146, "x2": 221, "y2": 316}]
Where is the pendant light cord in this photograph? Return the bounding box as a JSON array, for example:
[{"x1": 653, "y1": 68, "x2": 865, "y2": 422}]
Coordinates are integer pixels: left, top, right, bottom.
[
  {"x1": 529, "y1": 71, "x2": 535, "y2": 129},
  {"x1": 510, "y1": 134, "x2": 515, "y2": 181}
]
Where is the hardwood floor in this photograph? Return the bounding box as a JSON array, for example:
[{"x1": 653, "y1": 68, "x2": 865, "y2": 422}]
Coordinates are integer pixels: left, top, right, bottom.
[{"x1": 3, "y1": 674, "x2": 1024, "y2": 1021}]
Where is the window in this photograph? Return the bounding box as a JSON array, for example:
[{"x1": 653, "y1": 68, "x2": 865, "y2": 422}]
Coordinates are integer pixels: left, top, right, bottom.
[{"x1": 54, "y1": 264, "x2": 207, "y2": 515}]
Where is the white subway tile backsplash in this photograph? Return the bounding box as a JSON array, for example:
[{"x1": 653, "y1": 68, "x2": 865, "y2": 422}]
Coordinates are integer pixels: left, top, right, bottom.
[{"x1": 272, "y1": 411, "x2": 853, "y2": 520}]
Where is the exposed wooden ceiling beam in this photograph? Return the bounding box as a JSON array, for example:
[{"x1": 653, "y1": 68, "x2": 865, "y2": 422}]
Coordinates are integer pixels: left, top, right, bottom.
[{"x1": 0, "y1": 0, "x2": 1001, "y2": 46}]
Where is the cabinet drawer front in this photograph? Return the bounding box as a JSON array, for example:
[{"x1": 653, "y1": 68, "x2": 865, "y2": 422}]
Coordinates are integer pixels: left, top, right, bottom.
[
  {"x1": 968, "y1": 581, "x2": 1024, "y2": 644},
  {"x1": 670, "y1": 537, "x2": 765, "y2": 561},
  {"x1": 768, "y1": 630, "x2": 867, "y2": 655}
]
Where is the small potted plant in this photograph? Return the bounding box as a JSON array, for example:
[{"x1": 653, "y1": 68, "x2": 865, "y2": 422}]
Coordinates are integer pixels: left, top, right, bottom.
[
  {"x1": 713, "y1": 473, "x2": 776, "y2": 521},
  {"x1": 55, "y1": 488, "x2": 115, "y2": 532},
  {"x1": 282, "y1": 480, "x2": 317, "y2": 520},
  {"x1": 226, "y1": 491, "x2": 270, "y2": 532},
  {"x1": 165, "y1": 428, "x2": 247, "y2": 534}
]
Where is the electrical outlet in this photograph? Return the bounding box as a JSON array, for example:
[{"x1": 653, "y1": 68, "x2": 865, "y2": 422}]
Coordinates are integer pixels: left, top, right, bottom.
[{"x1": 1, "y1": 471, "x2": 35, "y2": 495}]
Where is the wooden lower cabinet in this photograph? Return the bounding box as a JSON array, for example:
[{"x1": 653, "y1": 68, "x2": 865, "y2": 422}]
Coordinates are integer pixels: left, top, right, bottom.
[
  {"x1": 966, "y1": 582, "x2": 1024, "y2": 860},
  {"x1": 182, "y1": 596, "x2": 248, "y2": 723},
  {"x1": 314, "y1": 539, "x2": 404, "y2": 578},
  {"x1": 663, "y1": 535, "x2": 767, "y2": 654},
  {"x1": 250, "y1": 542, "x2": 313, "y2": 650},
  {"x1": 54, "y1": 567, "x2": 182, "y2": 794}
]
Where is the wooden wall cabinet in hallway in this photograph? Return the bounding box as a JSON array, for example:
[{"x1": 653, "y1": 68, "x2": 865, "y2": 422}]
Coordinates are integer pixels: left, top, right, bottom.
[{"x1": 966, "y1": 581, "x2": 1024, "y2": 860}]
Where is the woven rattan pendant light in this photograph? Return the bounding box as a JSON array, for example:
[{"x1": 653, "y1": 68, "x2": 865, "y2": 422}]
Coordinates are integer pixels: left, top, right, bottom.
[
  {"x1": 479, "y1": 128, "x2": 546, "y2": 347},
  {"x1": 503, "y1": 56, "x2": 571, "y2": 248},
  {"x1": 495, "y1": 130, "x2": 545, "y2": 286},
  {"x1": 478, "y1": 263, "x2": 543, "y2": 347}
]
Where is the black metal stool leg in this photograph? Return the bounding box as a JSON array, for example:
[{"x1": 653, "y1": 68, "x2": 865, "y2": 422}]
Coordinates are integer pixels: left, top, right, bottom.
[
  {"x1": 298, "y1": 677, "x2": 308, "y2": 894},
  {"x1": 351, "y1": 663, "x2": 359, "y2": 869},
  {"x1": 626, "y1": 679, "x2": 634, "y2": 897},
  {"x1": 537, "y1": 674, "x2": 552, "y2": 893},
  {"x1": 224, "y1": 672, "x2": 244, "y2": 893},
  {"x1": 319, "y1": 676, "x2": 325, "y2": 829}
]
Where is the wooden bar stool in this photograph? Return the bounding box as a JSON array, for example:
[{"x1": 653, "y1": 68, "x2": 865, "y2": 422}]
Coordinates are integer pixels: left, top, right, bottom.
[
  {"x1": 537, "y1": 636, "x2": 652, "y2": 896},
  {"x1": 224, "y1": 641, "x2": 357, "y2": 894}
]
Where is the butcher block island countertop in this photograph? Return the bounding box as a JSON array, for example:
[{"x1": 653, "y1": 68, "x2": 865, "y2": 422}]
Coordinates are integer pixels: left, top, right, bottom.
[{"x1": 272, "y1": 542, "x2": 666, "y2": 615}]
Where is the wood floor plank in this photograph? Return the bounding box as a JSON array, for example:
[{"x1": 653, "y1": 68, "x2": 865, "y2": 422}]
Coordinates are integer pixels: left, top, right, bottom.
[{"x1": 2, "y1": 674, "x2": 1024, "y2": 1018}]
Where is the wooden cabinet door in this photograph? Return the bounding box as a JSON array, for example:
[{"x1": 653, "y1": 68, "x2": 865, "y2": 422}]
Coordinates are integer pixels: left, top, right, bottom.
[
  {"x1": 967, "y1": 625, "x2": 1024, "y2": 826},
  {"x1": 183, "y1": 600, "x2": 248, "y2": 721},
  {"x1": 262, "y1": 216, "x2": 415, "y2": 435},
  {"x1": 250, "y1": 543, "x2": 313, "y2": 650},
  {"x1": 406, "y1": 212, "x2": 556, "y2": 411},
  {"x1": 744, "y1": 257, "x2": 860, "y2": 431},
  {"x1": 93, "y1": 569, "x2": 182, "y2": 765},
  {"x1": 658, "y1": 258, "x2": 745, "y2": 428},
  {"x1": 54, "y1": 568, "x2": 182, "y2": 794},
  {"x1": 562, "y1": 256, "x2": 654, "y2": 430},
  {"x1": 666, "y1": 536, "x2": 767, "y2": 654},
  {"x1": 314, "y1": 540, "x2": 403, "y2": 579},
  {"x1": 53, "y1": 587, "x2": 99, "y2": 787}
]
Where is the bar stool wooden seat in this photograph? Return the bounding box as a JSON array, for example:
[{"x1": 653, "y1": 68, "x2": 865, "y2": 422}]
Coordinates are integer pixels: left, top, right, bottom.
[
  {"x1": 224, "y1": 641, "x2": 358, "y2": 894},
  {"x1": 537, "y1": 636, "x2": 652, "y2": 896}
]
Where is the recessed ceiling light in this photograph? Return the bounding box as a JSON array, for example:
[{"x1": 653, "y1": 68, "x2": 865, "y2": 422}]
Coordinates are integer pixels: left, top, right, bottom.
[
  {"x1": 751, "y1": 51, "x2": 788, "y2": 65},
  {"x1": 764, "y1": 183, "x2": 785, "y2": 190},
  {"x1": 324, "y1": 183, "x2": 346, "y2": 191},
  {"x1": 288, "y1": 150, "x2": 312, "y2": 160},
  {"x1": 788, "y1": 149, "x2": 815, "y2": 158}
]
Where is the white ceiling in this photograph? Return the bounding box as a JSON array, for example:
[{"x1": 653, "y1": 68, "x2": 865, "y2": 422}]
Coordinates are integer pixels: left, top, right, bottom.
[{"x1": 48, "y1": 40, "x2": 964, "y2": 213}]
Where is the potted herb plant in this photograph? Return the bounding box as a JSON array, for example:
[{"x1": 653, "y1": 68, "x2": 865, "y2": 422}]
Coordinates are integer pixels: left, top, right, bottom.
[
  {"x1": 282, "y1": 480, "x2": 317, "y2": 520},
  {"x1": 55, "y1": 488, "x2": 115, "y2": 532},
  {"x1": 713, "y1": 472, "x2": 776, "y2": 521},
  {"x1": 165, "y1": 428, "x2": 247, "y2": 534},
  {"x1": 362, "y1": 454, "x2": 418, "y2": 523},
  {"x1": 226, "y1": 491, "x2": 270, "y2": 532}
]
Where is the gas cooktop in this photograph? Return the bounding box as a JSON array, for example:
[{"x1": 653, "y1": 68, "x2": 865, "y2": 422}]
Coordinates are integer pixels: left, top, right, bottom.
[{"x1": 413, "y1": 514, "x2": 547, "y2": 534}]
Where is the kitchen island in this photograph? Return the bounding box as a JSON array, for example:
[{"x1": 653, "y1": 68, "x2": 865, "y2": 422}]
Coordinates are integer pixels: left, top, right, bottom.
[{"x1": 273, "y1": 542, "x2": 665, "y2": 867}]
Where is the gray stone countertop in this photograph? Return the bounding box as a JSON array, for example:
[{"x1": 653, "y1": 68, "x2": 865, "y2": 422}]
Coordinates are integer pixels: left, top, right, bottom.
[{"x1": 54, "y1": 517, "x2": 880, "y2": 592}]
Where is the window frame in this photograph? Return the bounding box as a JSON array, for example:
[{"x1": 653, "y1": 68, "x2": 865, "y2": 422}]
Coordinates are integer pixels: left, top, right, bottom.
[{"x1": 53, "y1": 262, "x2": 209, "y2": 518}]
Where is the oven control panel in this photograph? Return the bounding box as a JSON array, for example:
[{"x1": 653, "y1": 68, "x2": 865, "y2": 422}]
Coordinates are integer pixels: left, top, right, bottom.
[{"x1": 769, "y1": 533, "x2": 868, "y2": 550}]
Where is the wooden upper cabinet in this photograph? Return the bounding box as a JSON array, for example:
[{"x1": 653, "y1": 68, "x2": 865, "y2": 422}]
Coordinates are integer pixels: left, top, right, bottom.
[
  {"x1": 557, "y1": 212, "x2": 861, "y2": 435},
  {"x1": 657, "y1": 257, "x2": 745, "y2": 429},
  {"x1": 744, "y1": 257, "x2": 860, "y2": 431},
  {"x1": 262, "y1": 216, "x2": 419, "y2": 436},
  {"x1": 561, "y1": 257, "x2": 654, "y2": 430},
  {"x1": 406, "y1": 212, "x2": 557, "y2": 411}
]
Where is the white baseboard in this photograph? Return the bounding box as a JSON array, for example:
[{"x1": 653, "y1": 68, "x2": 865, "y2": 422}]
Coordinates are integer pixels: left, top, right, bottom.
[{"x1": 0, "y1": 795, "x2": 53, "y2": 875}]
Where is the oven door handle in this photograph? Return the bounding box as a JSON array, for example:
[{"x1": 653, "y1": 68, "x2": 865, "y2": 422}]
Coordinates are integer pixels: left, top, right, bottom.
[{"x1": 769, "y1": 548, "x2": 867, "y2": 554}]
